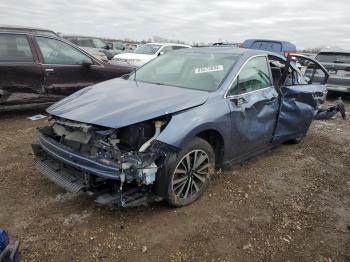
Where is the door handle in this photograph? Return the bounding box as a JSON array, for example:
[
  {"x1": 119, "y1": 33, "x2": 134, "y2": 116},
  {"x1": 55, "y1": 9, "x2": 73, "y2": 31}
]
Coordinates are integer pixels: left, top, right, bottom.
[
  {"x1": 230, "y1": 97, "x2": 247, "y2": 107},
  {"x1": 45, "y1": 68, "x2": 54, "y2": 72}
]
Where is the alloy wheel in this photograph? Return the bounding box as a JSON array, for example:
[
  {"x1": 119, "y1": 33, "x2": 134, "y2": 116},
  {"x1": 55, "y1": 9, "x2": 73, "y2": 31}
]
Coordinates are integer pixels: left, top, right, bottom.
[{"x1": 172, "y1": 149, "x2": 209, "y2": 200}]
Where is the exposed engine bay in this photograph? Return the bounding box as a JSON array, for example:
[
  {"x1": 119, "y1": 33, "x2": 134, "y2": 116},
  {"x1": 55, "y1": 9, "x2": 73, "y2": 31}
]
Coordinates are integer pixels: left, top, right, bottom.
[{"x1": 33, "y1": 116, "x2": 175, "y2": 206}]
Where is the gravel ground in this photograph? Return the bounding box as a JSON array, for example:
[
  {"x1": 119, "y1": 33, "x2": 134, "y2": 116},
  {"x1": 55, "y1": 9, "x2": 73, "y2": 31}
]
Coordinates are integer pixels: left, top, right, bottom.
[{"x1": 0, "y1": 98, "x2": 349, "y2": 262}]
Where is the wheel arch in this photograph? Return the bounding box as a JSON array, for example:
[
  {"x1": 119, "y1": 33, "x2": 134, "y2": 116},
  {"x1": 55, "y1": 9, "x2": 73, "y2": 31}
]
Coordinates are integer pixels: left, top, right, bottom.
[{"x1": 195, "y1": 129, "x2": 225, "y2": 166}]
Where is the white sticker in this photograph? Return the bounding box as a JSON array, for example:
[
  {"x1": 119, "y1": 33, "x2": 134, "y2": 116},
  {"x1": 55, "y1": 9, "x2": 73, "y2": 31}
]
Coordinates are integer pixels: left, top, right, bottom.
[{"x1": 194, "y1": 65, "x2": 224, "y2": 74}]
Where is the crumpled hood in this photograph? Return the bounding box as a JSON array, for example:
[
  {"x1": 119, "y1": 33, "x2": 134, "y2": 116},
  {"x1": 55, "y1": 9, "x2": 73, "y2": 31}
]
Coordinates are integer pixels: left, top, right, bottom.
[{"x1": 47, "y1": 78, "x2": 209, "y2": 128}]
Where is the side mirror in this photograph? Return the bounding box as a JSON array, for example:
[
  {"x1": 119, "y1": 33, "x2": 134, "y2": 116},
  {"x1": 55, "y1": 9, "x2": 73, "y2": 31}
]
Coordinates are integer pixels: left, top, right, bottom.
[
  {"x1": 159, "y1": 51, "x2": 165, "y2": 56},
  {"x1": 82, "y1": 59, "x2": 93, "y2": 68},
  {"x1": 106, "y1": 43, "x2": 113, "y2": 50}
]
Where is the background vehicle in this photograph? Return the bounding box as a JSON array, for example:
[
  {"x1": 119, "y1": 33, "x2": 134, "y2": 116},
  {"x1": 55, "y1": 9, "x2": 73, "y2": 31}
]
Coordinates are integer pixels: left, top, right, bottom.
[
  {"x1": 0, "y1": 32, "x2": 133, "y2": 110},
  {"x1": 108, "y1": 41, "x2": 127, "y2": 53},
  {"x1": 63, "y1": 35, "x2": 119, "y2": 61},
  {"x1": 212, "y1": 42, "x2": 240, "y2": 47},
  {"x1": 313, "y1": 50, "x2": 350, "y2": 94},
  {"x1": 242, "y1": 39, "x2": 297, "y2": 57},
  {"x1": 111, "y1": 42, "x2": 191, "y2": 67},
  {"x1": 33, "y1": 48, "x2": 329, "y2": 207}
]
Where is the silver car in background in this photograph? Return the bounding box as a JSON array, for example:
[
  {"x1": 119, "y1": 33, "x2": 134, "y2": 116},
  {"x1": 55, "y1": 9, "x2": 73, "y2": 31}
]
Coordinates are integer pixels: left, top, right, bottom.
[{"x1": 314, "y1": 50, "x2": 350, "y2": 94}]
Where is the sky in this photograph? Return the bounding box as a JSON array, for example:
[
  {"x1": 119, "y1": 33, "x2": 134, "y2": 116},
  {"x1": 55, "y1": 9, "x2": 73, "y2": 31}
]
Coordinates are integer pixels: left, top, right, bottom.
[{"x1": 0, "y1": 0, "x2": 349, "y2": 49}]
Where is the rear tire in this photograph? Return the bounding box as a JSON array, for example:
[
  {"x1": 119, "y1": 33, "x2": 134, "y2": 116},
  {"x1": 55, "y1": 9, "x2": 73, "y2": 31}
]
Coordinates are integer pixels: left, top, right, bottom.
[
  {"x1": 287, "y1": 137, "x2": 303, "y2": 144},
  {"x1": 156, "y1": 137, "x2": 215, "y2": 207}
]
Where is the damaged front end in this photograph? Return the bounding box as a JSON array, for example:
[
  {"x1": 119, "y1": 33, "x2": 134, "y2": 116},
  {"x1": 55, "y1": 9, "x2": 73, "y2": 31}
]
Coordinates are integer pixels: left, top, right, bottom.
[{"x1": 32, "y1": 116, "x2": 176, "y2": 207}]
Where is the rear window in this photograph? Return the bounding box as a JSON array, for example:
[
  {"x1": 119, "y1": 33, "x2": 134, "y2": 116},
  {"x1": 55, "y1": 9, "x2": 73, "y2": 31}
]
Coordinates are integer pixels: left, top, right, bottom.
[
  {"x1": 316, "y1": 52, "x2": 350, "y2": 64},
  {"x1": 172, "y1": 46, "x2": 189, "y2": 50},
  {"x1": 0, "y1": 34, "x2": 34, "y2": 62},
  {"x1": 33, "y1": 30, "x2": 58, "y2": 37},
  {"x1": 251, "y1": 41, "x2": 282, "y2": 53},
  {"x1": 65, "y1": 37, "x2": 94, "y2": 48}
]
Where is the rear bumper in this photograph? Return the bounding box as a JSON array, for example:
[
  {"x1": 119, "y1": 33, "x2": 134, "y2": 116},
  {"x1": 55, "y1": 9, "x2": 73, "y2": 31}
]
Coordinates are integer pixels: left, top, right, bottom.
[
  {"x1": 327, "y1": 84, "x2": 350, "y2": 93},
  {"x1": 34, "y1": 130, "x2": 121, "y2": 180}
]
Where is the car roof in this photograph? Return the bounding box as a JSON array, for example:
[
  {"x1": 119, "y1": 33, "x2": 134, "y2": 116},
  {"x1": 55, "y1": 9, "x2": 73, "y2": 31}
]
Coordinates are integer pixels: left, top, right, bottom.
[
  {"x1": 62, "y1": 34, "x2": 103, "y2": 39},
  {"x1": 243, "y1": 38, "x2": 294, "y2": 45},
  {"x1": 145, "y1": 42, "x2": 191, "y2": 47},
  {"x1": 0, "y1": 24, "x2": 54, "y2": 31},
  {"x1": 0, "y1": 24, "x2": 59, "y2": 36}
]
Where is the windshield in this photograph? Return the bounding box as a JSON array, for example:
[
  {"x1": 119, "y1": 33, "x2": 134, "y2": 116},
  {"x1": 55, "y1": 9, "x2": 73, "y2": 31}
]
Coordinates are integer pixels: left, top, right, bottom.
[
  {"x1": 316, "y1": 52, "x2": 350, "y2": 64},
  {"x1": 134, "y1": 44, "x2": 162, "y2": 55},
  {"x1": 92, "y1": 38, "x2": 107, "y2": 49},
  {"x1": 130, "y1": 52, "x2": 240, "y2": 92}
]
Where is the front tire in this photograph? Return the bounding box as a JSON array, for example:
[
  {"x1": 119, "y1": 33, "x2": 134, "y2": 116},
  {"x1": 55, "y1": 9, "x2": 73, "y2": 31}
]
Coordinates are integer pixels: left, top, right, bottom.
[{"x1": 158, "y1": 137, "x2": 215, "y2": 207}]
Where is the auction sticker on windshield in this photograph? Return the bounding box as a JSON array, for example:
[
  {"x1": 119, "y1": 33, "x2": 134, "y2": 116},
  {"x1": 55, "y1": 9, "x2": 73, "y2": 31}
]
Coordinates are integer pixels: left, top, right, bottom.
[{"x1": 194, "y1": 65, "x2": 224, "y2": 74}]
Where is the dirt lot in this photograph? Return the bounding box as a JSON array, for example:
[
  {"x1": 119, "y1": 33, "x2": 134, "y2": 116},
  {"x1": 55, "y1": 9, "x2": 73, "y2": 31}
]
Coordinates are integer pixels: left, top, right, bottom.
[{"x1": 0, "y1": 99, "x2": 349, "y2": 262}]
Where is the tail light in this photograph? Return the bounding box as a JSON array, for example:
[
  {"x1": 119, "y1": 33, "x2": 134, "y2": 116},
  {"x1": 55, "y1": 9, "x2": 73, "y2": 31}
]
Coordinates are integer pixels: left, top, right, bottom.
[
  {"x1": 284, "y1": 50, "x2": 296, "y2": 57},
  {"x1": 284, "y1": 51, "x2": 297, "y2": 61}
]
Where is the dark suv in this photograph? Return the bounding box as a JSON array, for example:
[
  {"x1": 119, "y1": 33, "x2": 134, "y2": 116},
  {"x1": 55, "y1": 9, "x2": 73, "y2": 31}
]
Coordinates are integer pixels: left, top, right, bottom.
[
  {"x1": 0, "y1": 31, "x2": 133, "y2": 110},
  {"x1": 241, "y1": 39, "x2": 297, "y2": 57}
]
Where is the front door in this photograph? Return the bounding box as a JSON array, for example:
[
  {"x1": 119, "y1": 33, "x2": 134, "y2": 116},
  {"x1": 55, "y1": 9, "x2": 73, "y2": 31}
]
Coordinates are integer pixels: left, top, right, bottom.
[
  {"x1": 273, "y1": 54, "x2": 329, "y2": 142},
  {"x1": 34, "y1": 36, "x2": 100, "y2": 96},
  {"x1": 0, "y1": 33, "x2": 43, "y2": 106},
  {"x1": 226, "y1": 55, "x2": 279, "y2": 159}
]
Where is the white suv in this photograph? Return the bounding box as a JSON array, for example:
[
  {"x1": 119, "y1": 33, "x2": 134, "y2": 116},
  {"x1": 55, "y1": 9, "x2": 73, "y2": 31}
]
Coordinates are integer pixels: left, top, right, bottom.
[{"x1": 111, "y1": 43, "x2": 191, "y2": 67}]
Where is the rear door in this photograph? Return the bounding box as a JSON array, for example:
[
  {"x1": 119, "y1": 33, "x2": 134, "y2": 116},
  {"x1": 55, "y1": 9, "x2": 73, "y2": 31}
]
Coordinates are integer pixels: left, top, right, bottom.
[
  {"x1": 0, "y1": 33, "x2": 43, "y2": 105},
  {"x1": 34, "y1": 36, "x2": 103, "y2": 96},
  {"x1": 273, "y1": 54, "x2": 329, "y2": 142}
]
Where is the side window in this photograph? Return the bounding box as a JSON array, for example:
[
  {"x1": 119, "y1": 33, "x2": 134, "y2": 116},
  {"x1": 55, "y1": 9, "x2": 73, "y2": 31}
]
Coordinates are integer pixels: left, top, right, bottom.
[
  {"x1": 66, "y1": 38, "x2": 78, "y2": 45},
  {"x1": 76, "y1": 38, "x2": 93, "y2": 47},
  {"x1": 92, "y1": 39, "x2": 107, "y2": 49},
  {"x1": 160, "y1": 46, "x2": 173, "y2": 54},
  {"x1": 0, "y1": 34, "x2": 34, "y2": 62},
  {"x1": 172, "y1": 45, "x2": 187, "y2": 50},
  {"x1": 228, "y1": 56, "x2": 271, "y2": 96},
  {"x1": 36, "y1": 37, "x2": 92, "y2": 65}
]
